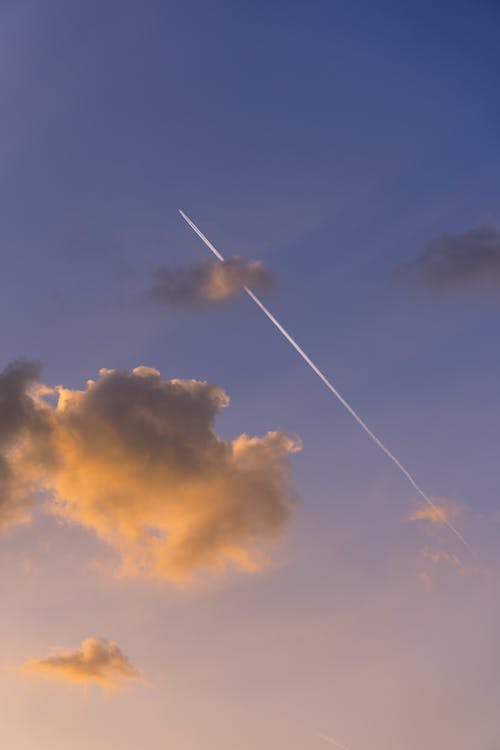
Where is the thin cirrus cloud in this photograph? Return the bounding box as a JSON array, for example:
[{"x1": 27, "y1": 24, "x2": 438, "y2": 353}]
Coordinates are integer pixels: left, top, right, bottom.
[
  {"x1": 23, "y1": 637, "x2": 141, "y2": 689},
  {"x1": 393, "y1": 224, "x2": 500, "y2": 293},
  {"x1": 144, "y1": 256, "x2": 273, "y2": 308},
  {"x1": 0, "y1": 361, "x2": 301, "y2": 583}
]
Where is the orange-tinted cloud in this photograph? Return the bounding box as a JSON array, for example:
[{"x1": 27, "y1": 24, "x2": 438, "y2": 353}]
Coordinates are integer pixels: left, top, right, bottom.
[
  {"x1": 24, "y1": 638, "x2": 141, "y2": 688},
  {"x1": 1, "y1": 362, "x2": 301, "y2": 583},
  {"x1": 409, "y1": 500, "x2": 458, "y2": 526},
  {"x1": 144, "y1": 256, "x2": 273, "y2": 308},
  {"x1": 420, "y1": 548, "x2": 462, "y2": 567}
]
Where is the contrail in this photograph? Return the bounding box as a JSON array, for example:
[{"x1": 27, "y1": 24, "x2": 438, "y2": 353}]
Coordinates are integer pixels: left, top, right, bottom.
[
  {"x1": 178, "y1": 209, "x2": 470, "y2": 551},
  {"x1": 317, "y1": 732, "x2": 351, "y2": 750}
]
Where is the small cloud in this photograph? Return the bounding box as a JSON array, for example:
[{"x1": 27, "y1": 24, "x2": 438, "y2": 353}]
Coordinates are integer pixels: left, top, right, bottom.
[
  {"x1": 420, "y1": 548, "x2": 462, "y2": 567},
  {"x1": 418, "y1": 546, "x2": 488, "y2": 586},
  {"x1": 418, "y1": 570, "x2": 432, "y2": 591},
  {"x1": 24, "y1": 637, "x2": 141, "y2": 689},
  {"x1": 392, "y1": 224, "x2": 500, "y2": 294},
  {"x1": 143, "y1": 256, "x2": 273, "y2": 308},
  {"x1": 409, "y1": 500, "x2": 459, "y2": 526}
]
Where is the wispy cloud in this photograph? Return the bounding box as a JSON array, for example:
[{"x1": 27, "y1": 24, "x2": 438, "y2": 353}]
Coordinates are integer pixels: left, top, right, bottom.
[
  {"x1": 393, "y1": 224, "x2": 500, "y2": 293},
  {"x1": 409, "y1": 499, "x2": 459, "y2": 526},
  {"x1": 144, "y1": 257, "x2": 273, "y2": 308},
  {"x1": 23, "y1": 638, "x2": 141, "y2": 689},
  {"x1": 420, "y1": 548, "x2": 462, "y2": 567}
]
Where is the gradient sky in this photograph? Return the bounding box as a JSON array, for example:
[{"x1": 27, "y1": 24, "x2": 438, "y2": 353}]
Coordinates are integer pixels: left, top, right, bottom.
[{"x1": 1, "y1": 2, "x2": 500, "y2": 748}]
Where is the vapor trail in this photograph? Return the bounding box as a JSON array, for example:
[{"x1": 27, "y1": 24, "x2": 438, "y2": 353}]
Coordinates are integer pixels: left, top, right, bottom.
[
  {"x1": 317, "y1": 732, "x2": 351, "y2": 750},
  {"x1": 178, "y1": 209, "x2": 470, "y2": 550}
]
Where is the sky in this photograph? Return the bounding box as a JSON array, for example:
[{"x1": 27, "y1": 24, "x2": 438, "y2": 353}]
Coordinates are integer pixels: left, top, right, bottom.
[{"x1": 1, "y1": 1, "x2": 500, "y2": 748}]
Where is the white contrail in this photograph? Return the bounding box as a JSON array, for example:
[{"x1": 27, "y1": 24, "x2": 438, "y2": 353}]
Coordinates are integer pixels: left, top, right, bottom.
[
  {"x1": 178, "y1": 209, "x2": 470, "y2": 551},
  {"x1": 317, "y1": 732, "x2": 351, "y2": 750}
]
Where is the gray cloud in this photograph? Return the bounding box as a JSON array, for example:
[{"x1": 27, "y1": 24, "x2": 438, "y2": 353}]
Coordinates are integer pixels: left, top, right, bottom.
[
  {"x1": 0, "y1": 360, "x2": 44, "y2": 446},
  {"x1": 393, "y1": 224, "x2": 500, "y2": 293},
  {"x1": 144, "y1": 257, "x2": 273, "y2": 308},
  {"x1": 0, "y1": 361, "x2": 51, "y2": 529}
]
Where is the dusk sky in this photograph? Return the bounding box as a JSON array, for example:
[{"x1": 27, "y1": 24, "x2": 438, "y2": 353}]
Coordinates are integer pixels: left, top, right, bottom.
[{"x1": 1, "y1": 2, "x2": 500, "y2": 749}]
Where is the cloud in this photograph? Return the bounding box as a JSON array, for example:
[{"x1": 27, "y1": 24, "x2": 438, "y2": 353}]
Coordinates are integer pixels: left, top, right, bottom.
[
  {"x1": 417, "y1": 547, "x2": 488, "y2": 590},
  {"x1": 24, "y1": 637, "x2": 141, "y2": 688},
  {"x1": 420, "y1": 548, "x2": 462, "y2": 567},
  {"x1": 144, "y1": 257, "x2": 273, "y2": 308},
  {"x1": 409, "y1": 500, "x2": 459, "y2": 526},
  {"x1": 0, "y1": 361, "x2": 52, "y2": 529},
  {"x1": 393, "y1": 224, "x2": 500, "y2": 293},
  {"x1": 0, "y1": 362, "x2": 300, "y2": 583}
]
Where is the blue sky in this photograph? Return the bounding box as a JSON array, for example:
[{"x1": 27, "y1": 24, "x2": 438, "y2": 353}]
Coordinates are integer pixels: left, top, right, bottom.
[{"x1": 1, "y1": 2, "x2": 499, "y2": 749}]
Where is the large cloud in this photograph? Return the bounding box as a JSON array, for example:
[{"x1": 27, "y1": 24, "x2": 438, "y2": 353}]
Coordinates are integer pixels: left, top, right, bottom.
[
  {"x1": 24, "y1": 637, "x2": 141, "y2": 688},
  {"x1": 0, "y1": 362, "x2": 300, "y2": 582},
  {"x1": 144, "y1": 257, "x2": 273, "y2": 308},
  {"x1": 393, "y1": 224, "x2": 500, "y2": 293}
]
